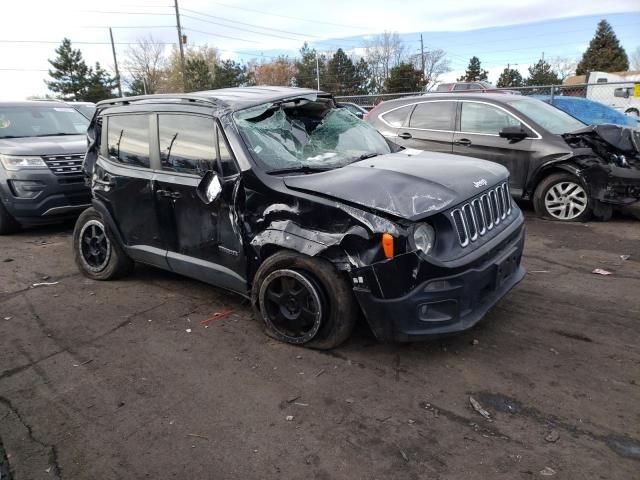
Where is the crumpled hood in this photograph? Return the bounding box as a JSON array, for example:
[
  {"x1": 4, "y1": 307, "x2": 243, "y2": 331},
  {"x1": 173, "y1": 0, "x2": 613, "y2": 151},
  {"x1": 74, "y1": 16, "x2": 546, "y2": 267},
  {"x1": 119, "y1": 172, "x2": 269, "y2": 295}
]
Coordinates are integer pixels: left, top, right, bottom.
[
  {"x1": 283, "y1": 151, "x2": 509, "y2": 221},
  {"x1": 563, "y1": 124, "x2": 640, "y2": 155},
  {"x1": 0, "y1": 135, "x2": 86, "y2": 156}
]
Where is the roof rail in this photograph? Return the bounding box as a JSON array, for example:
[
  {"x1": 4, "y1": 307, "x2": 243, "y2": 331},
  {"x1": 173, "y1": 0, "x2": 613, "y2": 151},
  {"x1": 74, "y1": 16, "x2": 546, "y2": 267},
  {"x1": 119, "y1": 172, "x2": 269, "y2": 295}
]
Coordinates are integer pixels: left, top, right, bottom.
[{"x1": 97, "y1": 93, "x2": 218, "y2": 107}]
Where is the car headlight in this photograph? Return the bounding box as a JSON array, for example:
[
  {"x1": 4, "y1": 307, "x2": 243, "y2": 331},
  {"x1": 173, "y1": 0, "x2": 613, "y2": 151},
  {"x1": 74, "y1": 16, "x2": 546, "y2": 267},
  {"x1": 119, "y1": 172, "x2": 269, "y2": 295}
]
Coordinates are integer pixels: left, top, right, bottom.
[
  {"x1": 0, "y1": 154, "x2": 47, "y2": 171},
  {"x1": 413, "y1": 223, "x2": 435, "y2": 255}
]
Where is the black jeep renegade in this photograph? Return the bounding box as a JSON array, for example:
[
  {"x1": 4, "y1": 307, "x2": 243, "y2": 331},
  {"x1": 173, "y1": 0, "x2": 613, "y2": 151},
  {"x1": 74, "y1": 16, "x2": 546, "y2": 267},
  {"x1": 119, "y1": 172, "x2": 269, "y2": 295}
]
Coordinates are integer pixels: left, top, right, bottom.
[{"x1": 75, "y1": 87, "x2": 525, "y2": 348}]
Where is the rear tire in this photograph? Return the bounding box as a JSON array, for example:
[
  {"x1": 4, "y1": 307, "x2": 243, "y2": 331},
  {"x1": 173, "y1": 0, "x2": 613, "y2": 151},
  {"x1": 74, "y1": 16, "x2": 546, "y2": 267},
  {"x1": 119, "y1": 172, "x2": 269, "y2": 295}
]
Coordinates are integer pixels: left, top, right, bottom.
[
  {"x1": 252, "y1": 251, "x2": 357, "y2": 349},
  {"x1": 0, "y1": 202, "x2": 20, "y2": 235},
  {"x1": 73, "y1": 207, "x2": 133, "y2": 280},
  {"x1": 533, "y1": 173, "x2": 592, "y2": 222}
]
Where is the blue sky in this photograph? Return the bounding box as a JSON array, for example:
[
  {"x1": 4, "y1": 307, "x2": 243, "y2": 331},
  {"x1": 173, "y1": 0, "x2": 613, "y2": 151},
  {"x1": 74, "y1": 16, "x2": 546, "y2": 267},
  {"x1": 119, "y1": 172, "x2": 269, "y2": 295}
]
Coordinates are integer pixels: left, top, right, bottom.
[{"x1": 1, "y1": 0, "x2": 639, "y2": 98}]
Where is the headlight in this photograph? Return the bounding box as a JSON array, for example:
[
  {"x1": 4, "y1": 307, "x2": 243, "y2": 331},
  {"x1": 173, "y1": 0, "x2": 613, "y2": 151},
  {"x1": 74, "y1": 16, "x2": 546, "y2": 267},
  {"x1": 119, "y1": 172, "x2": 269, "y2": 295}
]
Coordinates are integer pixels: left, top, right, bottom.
[
  {"x1": 413, "y1": 223, "x2": 435, "y2": 255},
  {"x1": 0, "y1": 154, "x2": 47, "y2": 171}
]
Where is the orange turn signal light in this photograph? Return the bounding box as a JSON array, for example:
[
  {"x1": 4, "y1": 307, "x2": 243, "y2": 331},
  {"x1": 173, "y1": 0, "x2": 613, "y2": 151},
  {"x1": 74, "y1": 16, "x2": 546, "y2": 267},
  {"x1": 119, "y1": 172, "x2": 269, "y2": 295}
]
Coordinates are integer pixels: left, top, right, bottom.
[{"x1": 382, "y1": 233, "x2": 394, "y2": 259}]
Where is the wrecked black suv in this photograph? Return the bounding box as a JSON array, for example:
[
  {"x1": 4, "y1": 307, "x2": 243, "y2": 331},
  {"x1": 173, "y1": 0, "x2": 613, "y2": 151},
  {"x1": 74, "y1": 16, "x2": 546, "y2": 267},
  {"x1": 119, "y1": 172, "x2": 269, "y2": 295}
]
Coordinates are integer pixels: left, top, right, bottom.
[{"x1": 76, "y1": 87, "x2": 525, "y2": 348}]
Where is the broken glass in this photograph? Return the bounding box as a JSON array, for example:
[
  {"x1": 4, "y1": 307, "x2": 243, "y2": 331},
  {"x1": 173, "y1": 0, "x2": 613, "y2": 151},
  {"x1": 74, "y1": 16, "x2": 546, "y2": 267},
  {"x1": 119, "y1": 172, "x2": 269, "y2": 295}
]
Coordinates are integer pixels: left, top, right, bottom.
[{"x1": 235, "y1": 103, "x2": 392, "y2": 171}]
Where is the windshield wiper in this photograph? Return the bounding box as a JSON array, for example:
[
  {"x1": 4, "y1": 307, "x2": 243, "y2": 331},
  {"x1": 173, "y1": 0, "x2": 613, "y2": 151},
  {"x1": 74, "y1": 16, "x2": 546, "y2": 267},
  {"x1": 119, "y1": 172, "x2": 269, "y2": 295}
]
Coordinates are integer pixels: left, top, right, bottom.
[
  {"x1": 345, "y1": 152, "x2": 381, "y2": 165},
  {"x1": 267, "y1": 165, "x2": 334, "y2": 175}
]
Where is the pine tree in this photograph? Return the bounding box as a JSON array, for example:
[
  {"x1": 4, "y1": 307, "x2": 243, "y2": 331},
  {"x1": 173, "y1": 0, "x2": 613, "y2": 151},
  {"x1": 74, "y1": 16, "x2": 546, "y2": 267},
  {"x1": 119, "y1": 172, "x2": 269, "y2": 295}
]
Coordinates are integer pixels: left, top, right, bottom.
[
  {"x1": 184, "y1": 57, "x2": 213, "y2": 92},
  {"x1": 354, "y1": 58, "x2": 373, "y2": 94},
  {"x1": 46, "y1": 38, "x2": 90, "y2": 101},
  {"x1": 576, "y1": 20, "x2": 629, "y2": 75},
  {"x1": 525, "y1": 58, "x2": 561, "y2": 86},
  {"x1": 384, "y1": 63, "x2": 422, "y2": 93},
  {"x1": 326, "y1": 48, "x2": 359, "y2": 96},
  {"x1": 496, "y1": 67, "x2": 523, "y2": 88},
  {"x1": 295, "y1": 43, "x2": 325, "y2": 89},
  {"x1": 84, "y1": 63, "x2": 117, "y2": 103},
  {"x1": 457, "y1": 56, "x2": 488, "y2": 82},
  {"x1": 212, "y1": 60, "x2": 246, "y2": 89}
]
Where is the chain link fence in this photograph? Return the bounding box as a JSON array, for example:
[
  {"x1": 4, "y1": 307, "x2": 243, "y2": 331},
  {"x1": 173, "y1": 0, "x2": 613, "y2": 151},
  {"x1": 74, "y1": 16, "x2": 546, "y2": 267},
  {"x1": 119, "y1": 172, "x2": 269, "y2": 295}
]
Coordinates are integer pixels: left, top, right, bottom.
[{"x1": 335, "y1": 81, "x2": 640, "y2": 116}]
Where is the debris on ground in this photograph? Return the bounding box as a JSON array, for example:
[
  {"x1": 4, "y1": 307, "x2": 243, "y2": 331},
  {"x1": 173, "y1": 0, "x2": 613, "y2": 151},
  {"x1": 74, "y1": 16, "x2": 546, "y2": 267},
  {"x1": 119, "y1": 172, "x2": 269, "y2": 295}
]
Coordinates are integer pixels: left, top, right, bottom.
[
  {"x1": 286, "y1": 395, "x2": 301, "y2": 404},
  {"x1": 73, "y1": 359, "x2": 93, "y2": 367},
  {"x1": 31, "y1": 281, "x2": 59, "y2": 288},
  {"x1": 469, "y1": 396, "x2": 492, "y2": 420},
  {"x1": 620, "y1": 255, "x2": 630, "y2": 261},
  {"x1": 345, "y1": 398, "x2": 354, "y2": 404},
  {"x1": 545, "y1": 430, "x2": 560, "y2": 443},
  {"x1": 530, "y1": 270, "x2": 550, "y2": 273},
  {"x1": 539, "y1": 466, "x2": 557, "y2": 476},
  {"x1": 185, "y1": 329, "x2": 192, "y2": 333},
  {"x1": 186, "y1": 433, "x2": 209, "y2": 440},
  {"x1": 285, "y1": 415, "x2": 294, "y2": 421},
  {"x1": 591, "y1": 268, "x2": 612, "y2": 276},
  {"x1": 399, "y1": 448, "x2": 409, "y2": 462},
  {"x1": 2, "y1": 258, "x2": 13, "y2": 262},
  {"x1": 3, "y1": 317, "x2": 12, "y2": 321},
  {"x1": 200, "y1": 309, "x2": 234, "y2": 326},
  {"x1": 471, "y1": 339, "x2": 479, "y2": 345},
  {"x1": 315, "y1": 368, "x2": 325, "y2": 377}
]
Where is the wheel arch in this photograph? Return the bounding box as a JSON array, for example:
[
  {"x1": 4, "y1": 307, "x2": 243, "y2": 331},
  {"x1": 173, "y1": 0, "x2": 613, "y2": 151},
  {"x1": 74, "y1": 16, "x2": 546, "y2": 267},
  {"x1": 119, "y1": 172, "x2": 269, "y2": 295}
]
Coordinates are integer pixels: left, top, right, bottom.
[{"x1": 91, "y1": 199, "x2": 127, "y2": 250}]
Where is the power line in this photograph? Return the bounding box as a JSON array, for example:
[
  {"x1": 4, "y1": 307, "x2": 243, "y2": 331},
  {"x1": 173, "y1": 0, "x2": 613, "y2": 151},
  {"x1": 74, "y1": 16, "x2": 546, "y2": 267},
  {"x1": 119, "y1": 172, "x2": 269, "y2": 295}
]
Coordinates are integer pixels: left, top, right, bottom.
[
  {"x1": 199, "y1": 1, "x2": 370, "y2": 30},
  {"x1": 181, "y1": 8, "x2": 317, "y2": 39},
  {"x1": 0, "y1": 39, "x2": 176, "y2": 45},
  {"x1": 182, "y1": 14, "x2": 305, "y2": 42},
  {"x1": 182, "y1": 27, "x2": 263, "y2": 44}
]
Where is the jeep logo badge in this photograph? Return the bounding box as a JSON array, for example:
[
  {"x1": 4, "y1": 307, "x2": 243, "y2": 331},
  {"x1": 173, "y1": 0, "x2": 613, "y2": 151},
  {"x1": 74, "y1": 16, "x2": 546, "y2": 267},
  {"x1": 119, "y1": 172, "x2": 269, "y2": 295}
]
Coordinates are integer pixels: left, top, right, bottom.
[{"x1": 473, "y1": 179, "x2": 488, "y2": 188}]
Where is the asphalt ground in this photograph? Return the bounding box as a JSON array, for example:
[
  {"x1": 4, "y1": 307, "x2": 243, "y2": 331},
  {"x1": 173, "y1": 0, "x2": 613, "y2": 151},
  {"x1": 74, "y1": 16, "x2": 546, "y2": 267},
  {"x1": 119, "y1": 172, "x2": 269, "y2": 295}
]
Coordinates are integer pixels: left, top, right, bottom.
[{"x1": 1, "y1": 208, "x2": 639, "y2": 479}]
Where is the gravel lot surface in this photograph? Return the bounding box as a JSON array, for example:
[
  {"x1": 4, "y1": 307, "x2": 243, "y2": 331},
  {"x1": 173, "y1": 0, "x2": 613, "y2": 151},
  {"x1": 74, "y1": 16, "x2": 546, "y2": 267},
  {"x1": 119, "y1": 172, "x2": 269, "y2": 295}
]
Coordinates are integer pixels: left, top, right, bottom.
[{"x1": 1, "y1": 209, "x2": 639, "y2": 479}]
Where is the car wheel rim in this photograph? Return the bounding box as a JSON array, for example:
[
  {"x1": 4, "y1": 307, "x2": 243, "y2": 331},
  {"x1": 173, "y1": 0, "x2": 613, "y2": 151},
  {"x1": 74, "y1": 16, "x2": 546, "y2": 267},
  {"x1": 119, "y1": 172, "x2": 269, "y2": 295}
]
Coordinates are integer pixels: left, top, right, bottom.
[
  {"x1": 544, "y1": 181, "x2": 588, "y2": 220},
  {"x1": 79, "y1": 219, "x2": 111, "y2": 272},
  {"x1": 259, "y1": 269, "x2": 323, "y2": 344}
]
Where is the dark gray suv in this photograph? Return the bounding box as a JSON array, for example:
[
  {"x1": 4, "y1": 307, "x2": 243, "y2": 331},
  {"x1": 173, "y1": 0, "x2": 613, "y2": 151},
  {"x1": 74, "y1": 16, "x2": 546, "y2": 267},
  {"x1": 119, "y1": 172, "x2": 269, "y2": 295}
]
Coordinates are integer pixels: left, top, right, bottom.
[{"x1": 0, "y1": 101, "x2": 91, "y2": 233}]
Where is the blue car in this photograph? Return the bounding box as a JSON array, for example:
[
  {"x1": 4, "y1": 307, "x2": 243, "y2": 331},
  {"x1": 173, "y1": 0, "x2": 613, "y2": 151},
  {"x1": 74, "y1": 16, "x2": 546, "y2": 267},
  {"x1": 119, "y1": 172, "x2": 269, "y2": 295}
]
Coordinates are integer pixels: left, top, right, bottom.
[{"x1": 534, "y1": 95, "x2": 638, "y2": 128}]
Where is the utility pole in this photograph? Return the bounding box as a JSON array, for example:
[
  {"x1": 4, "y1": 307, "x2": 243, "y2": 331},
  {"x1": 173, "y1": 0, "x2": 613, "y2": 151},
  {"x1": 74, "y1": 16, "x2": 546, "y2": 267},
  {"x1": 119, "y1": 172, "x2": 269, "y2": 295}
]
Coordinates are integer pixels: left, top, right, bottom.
[
  {"x1": 315, "y1": 52, "x2": 320, "y2": 90},
  {"x1": 174, "y1": 0, "x2": 186, "y2": 91},
  {"x1": 420, "y1": 34, "x2": 425, "y2": 90},
  {"x1": 109, "y1": 27, "x2": 123, "y2": 97}
]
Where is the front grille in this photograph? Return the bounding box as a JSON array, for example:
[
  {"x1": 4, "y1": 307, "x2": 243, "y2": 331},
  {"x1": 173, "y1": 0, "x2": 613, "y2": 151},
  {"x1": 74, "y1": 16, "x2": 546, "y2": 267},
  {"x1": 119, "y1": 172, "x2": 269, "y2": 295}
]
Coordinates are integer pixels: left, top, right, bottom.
[
  {"x1": 451, "y1": 182, "x2": 512, "y2": 247},
  {"x1": 42, "y1": 154, "x2": 84, "y2": 176}
]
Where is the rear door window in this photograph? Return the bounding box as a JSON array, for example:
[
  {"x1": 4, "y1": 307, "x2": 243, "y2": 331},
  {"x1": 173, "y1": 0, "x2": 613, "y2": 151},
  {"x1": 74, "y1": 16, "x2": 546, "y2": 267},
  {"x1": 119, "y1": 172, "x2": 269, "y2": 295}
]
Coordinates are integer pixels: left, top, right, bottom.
[
  {"x1": 381, "y1": 105, "x2": 412, "y2": 127},
  {"x1": 158, "y1": 114, "x2": 217, "y2": 175},
  {"x1": 107, "y1": 115, "x2": 150, "y2": 167},
  {"x1": 453, "y1": 83, "x2": 470, "y2": 91},
  {"x1": 408, "y1": 101, "x2": 456, "y2": 130},
  {"x1": 460, "y1": 102, "x2": 521, "y2": 134}
]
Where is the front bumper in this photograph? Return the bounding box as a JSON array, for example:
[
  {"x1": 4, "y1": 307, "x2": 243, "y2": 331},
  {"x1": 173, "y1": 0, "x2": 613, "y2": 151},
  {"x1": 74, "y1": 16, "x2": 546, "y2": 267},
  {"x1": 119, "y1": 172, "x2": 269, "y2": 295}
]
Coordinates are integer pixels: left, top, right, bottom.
[
  {"x1": 0, "y1": 168, "x2": 90, "y2": 224},
  {"x1": 353, "y1": 217, "x2": 526, "y2": 342}
]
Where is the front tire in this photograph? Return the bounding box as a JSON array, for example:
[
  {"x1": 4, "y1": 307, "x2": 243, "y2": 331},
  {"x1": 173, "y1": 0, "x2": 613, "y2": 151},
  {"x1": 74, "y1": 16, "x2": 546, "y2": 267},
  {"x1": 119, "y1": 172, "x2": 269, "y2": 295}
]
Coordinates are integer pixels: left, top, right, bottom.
[
  {"x1": 252, "y1": 251, "x2": 357, "y2": 349},
  {"x1": 0, "y1": 202, "x2": 20, "y2": 235},
  {"x1": 73, "y1": 207, "x2": 133, "y2": 280},
  {"x1": 533, "y1": 173, "x2": 591, "y2": 222}
]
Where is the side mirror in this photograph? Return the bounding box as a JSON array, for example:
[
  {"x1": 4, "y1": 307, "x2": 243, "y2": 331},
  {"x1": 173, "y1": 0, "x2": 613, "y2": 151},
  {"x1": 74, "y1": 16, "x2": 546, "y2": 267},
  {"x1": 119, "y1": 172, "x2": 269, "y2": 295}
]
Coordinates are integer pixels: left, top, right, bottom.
[
  {"x1": 196, "y1": 170, "x2": 222, "y2": 205},
  {"x1": 499, "y1": 126, "x2": 529, "y2": 141}
]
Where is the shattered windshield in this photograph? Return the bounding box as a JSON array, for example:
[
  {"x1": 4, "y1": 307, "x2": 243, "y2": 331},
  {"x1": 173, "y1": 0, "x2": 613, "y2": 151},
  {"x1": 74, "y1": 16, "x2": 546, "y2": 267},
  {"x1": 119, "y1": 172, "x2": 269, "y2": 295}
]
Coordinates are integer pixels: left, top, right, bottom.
[
  {"x1": 234, "y1": 99, "x2": 392, "y2": 172},
  {"x1": 507, "y1": 98, "x2": 585, "y2": 135}
]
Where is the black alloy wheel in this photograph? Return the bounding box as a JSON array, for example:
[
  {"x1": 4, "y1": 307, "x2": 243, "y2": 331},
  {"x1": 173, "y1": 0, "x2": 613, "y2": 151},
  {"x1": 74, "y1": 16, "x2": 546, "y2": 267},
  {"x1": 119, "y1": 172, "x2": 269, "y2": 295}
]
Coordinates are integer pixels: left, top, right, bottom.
[
  {"x1": 259, "y1": 269, "x2": 324, "y2": 344},
  {"x1": 79, "y1": 219, "x2": 111, "y2": 272}
]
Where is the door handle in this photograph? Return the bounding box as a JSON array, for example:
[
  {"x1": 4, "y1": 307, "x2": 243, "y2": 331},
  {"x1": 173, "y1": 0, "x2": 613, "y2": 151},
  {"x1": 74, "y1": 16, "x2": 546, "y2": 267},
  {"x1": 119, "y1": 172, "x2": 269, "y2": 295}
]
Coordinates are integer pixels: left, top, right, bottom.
[
  {"x1": 157, "y1": 189, "x2": 182, "y2": 199},
  {"x1": 454, "y1": 138, "x2": 472, "y2": 146},
  {"x1": 398, "y1": 132, "x2": 412, "y2": 139}
]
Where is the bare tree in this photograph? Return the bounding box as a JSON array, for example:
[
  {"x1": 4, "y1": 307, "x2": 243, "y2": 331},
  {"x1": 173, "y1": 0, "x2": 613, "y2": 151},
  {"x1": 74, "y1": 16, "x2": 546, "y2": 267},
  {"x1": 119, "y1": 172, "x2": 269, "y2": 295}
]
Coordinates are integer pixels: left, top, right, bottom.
[
  {"x1": 410, "y1": 48, "x2": 451, "y2": 90},
  {"x1": 631, "y1": 47, "x2": 640, "y2": 70},
  {"x1": 550, "y1": 56, "x2": 577, "y2": 82},
  {"x1": 364, "y1": 32, "x2": 405, "y2": 92},
  {"x1": 124, "y1": 35, "x2": 166, "y2": 94}
]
